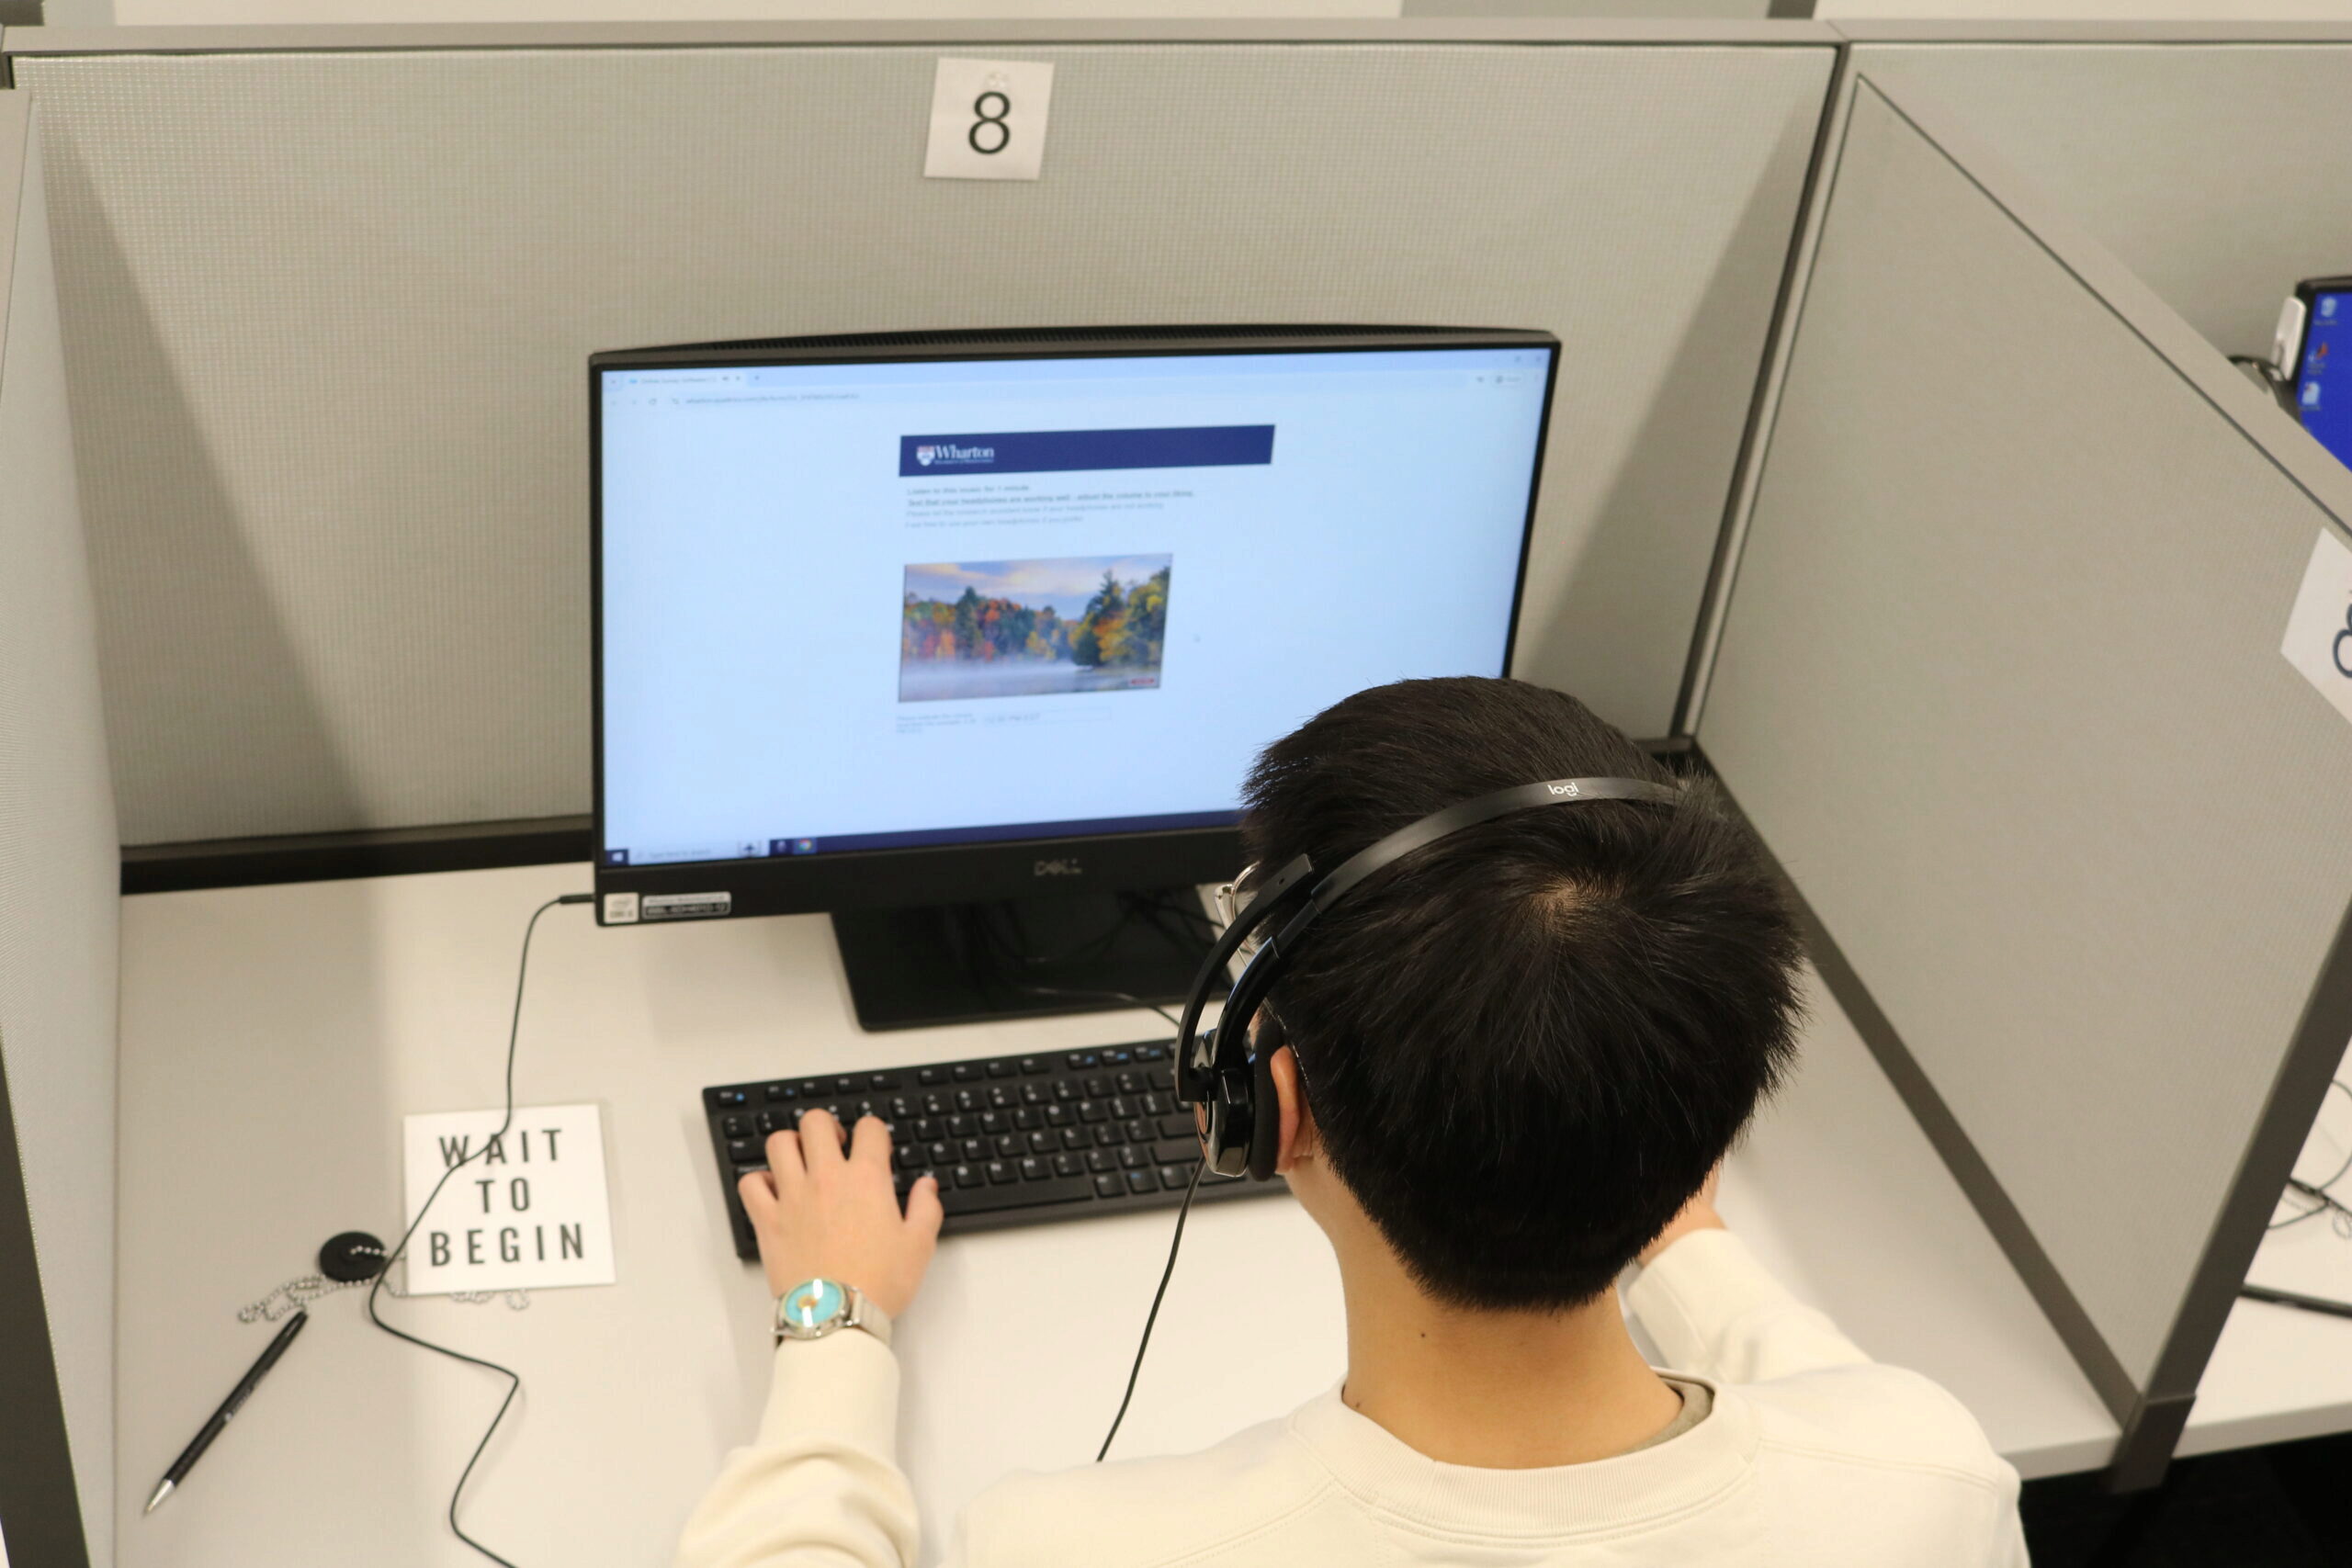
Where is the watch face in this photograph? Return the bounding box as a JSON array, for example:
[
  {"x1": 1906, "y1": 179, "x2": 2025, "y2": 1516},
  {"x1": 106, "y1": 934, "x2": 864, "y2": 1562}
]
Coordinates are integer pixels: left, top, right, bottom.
[{"x1": 783, "y1": 1278, "x2": 846, "y2": 1331}]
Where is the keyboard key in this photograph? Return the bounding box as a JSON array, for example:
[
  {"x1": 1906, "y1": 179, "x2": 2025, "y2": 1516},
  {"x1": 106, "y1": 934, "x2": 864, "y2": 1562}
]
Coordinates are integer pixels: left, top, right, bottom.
[
  {"x1": 1093, "y1": 1125, "x2": 1121, "y2": 1147},
  {"x1": 946, "y1": 1113, "x2": 974, "y2": 1136},
  {"x1": 1020, "y1": 1083, "x2": 1047, "y2": 1106},
  {"x1": 870, "y1": 1073, "x2": 899, "y2": 1090},
  {"x1": 1061, "y1": 1127, "x2": 1089, "y2": 1151},
  {"x1": 952, "y1": 1163, "x2": 982, "y2": 1189},
  {"x1": 960, "y1": 1138, "x2": 986, "y2": 1162},
  {"x1": 1104, "y1": 1049, "x2": 1134, "y2": 1067},
  {"x1": 755, "y1": 1111, "x2": 782, "y2": 1134},
  {"x1": 1136, "y1": 1044, "x2": 1168, "y2": 1061},
  {"x1": 1120, "y1": 1145, "x2": 1147, "y2": 1168},
  {"x1": 1020, "y1": 1055, "x2": 1048, "y2": 1075},
  {"x1": 1124, "y1": 1169, "x2": 1154, "y2": 1194},
  {"x1": 986, "y1": 1059, "x2": 1015, "y2": 1077},
  {"x1": 1086, "y1": 1149, "x2": 1114, "y2": 1174},
  {"x1": 1142, "y1": 1093, "x2": 1169, "y2": 1116},
  {"x1": 1053, "y1": 1153, "x2": 1082, "y2": 1178},
  {"x1": 1067, "y1": 1052, "x2": 1099, "y2": 1070},
  {"x1": 922, "y1": 1092, "x2": 948, "y2": 1115},
  {"x1": 1026, "y1": 1131, "x2": 1055, "y2": 1155},
  {"x1": 913, "y1": 1117, "x2": 940, "y2": 1141},
  {"x1": 988, "y1": 1085, "x2": 1015, "y2": 1110},
  {"x1": 721, "y1": 1114, "x2": 750, "y2": 1137},
  {"x1": 894, "y1": 1146, "x2": 922, "y2": 1171},
  {"x1": 978, "y1": 1111, "x2": 1006, "y2": 1134},
  {"x1": 1019, "y1": 1156, "x2": 1047, "y2": 1181},
  {"x1": 1077, "y1": 1100, "x2": 1106, "y2": 1123},
  {"x1": 797, "y1": 1079, "x2": 825, "y2": 1100},
  {"x1": 986, "y1": 1160, "x2": 1015, "y2": 1185},
  {"x1": 955, "y1": 1089, "x2": 980, "y2": 1112},
  {"x1": 952, "y1": 1064, "x2": 981, "y2": 1082},
  {"x1": 1013, "y1": 1108, "x2": 1041, "y2": 1130},
  {"x1": 765, "y1": 1083, "x2": 796, "y2": 1101},
  {"x1": 928, "y1": 1141, "x2": 953, "y2": 1166},
  {"x1": 1094, "y1": 1174, "x2": 1122, "y2": 1198},
  {"x1": 1053, "y1": 1080, "x2": 1080, "y2": 1102},
  {"x1": 727, "y1": 1137, "x2": 758, "y2": 1160},
  {"x1": 888, "y1": 1096, "x2": 914, "y2": 1118},
  {"x1": 1158, "y1": 1165, "x2": 1188, "y2": 1190},
  {"x1": 1153, "y1": 1140, "x2": 1202, "y2": 1167},
  {"x1": 1159, "y1": 1115, "x2": 1195, "y2": 1140},
  {"x1": 1126, "y1": 1119, "x2": 1153, "y2": 1144},
  {"x1": 994, "y1": 1134, "x2": 1020, "y2": 1157},
  {"x1": 1149, "y1": 1066, "x2": 1177, "y2": 1091},
  {"x1": 1116, "y1": 1071, "x2": 1145, "y2": 1095},
  {"x1": 1044, "y1": 1104, "x2": 1071, "y2": 1127},
  {"x1": 1108, "y1": 1096, "x2": 1133, "y2": 1120},
  {"x1": 715, "y1": 1089, "x2": 749, "y2": 1107},
  {"x1": 1086, "y1": 1075, "x2": 1113, "y2": 1098},
  {"x1": 919, "y1": 1066, "x2": 946, "y2": 1086}
]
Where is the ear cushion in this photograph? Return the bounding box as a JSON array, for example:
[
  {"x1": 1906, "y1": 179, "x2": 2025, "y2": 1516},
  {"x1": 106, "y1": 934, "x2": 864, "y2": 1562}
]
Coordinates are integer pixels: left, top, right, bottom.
[{"x1": 1246, "y1": 1011, "x2": 1285, "y2": 1182}]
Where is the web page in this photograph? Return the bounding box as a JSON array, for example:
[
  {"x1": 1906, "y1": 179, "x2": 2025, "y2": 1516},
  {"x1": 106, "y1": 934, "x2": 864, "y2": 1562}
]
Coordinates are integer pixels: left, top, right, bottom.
[{"x1": 598, "y1": 346, "x2": 1553, "y2": 865}]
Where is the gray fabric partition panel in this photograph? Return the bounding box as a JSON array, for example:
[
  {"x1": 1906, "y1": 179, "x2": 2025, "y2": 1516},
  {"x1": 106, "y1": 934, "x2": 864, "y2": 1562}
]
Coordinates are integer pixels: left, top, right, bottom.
[
  {"x1": 1699, "y1": 73, "x2": 2352, "y2": 1485},
  {"x1": 1846, "y1": 30, "x2": 2352, "y2": 363},
  {"x1": 0, "y1": 92, "x2": 117, "y2": 1567},
  {"x1": 5, "y1": 28, "x2": 1833, "y2": 846}
]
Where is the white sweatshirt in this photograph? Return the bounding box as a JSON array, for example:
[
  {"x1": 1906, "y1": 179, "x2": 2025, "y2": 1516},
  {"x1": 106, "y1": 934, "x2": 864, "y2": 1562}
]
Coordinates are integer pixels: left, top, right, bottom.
[{"x1": 674, "y1": 1230, "x2": 2027, "y2": 1567}]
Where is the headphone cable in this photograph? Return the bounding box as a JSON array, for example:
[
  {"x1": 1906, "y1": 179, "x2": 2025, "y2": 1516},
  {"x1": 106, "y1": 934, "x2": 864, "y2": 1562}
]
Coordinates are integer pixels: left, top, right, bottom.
[{"x1": 1096, "y1": 1158, "x2": 1205, "y2": 1461}]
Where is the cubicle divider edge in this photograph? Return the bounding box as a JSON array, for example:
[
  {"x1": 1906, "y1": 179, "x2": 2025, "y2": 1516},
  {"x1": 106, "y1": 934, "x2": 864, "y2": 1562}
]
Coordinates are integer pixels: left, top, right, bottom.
[{"x1": 1700, "y1": 65, "x2": 2352, "y2": 1490}]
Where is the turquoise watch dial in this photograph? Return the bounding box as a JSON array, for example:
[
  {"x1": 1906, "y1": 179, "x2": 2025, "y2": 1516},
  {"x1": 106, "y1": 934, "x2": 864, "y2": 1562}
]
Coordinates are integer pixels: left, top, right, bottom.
[{"x1": 782, "y1": 1278, "x2": 846, "y2": 1331}]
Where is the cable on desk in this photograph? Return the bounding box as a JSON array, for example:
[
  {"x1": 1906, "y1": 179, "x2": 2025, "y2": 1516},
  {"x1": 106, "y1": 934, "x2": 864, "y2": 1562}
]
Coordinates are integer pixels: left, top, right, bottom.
[
  {"x1": 1097, "y1": 1157, "x2": 1204, "y2": 1462},
  {"x1": 2269, "y1": 1079, "x2": 2352, "y2": 1237},
  {"x1": 363, "y1": 891, "x2": 592, "y2": 1568}
]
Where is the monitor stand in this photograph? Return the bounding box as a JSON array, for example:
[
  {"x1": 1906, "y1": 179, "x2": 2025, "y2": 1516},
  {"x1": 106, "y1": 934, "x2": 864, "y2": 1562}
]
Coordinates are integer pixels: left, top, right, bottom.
[{"x1": 830, "y1": 885, "x2": 1225, "y2": 1032}]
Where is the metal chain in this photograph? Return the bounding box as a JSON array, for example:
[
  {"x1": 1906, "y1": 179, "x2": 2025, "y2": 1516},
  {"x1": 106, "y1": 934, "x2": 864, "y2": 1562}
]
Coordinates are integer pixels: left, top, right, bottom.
[{"x1": 238, "y1": 1244, "x2": 528, "y2": 1323}]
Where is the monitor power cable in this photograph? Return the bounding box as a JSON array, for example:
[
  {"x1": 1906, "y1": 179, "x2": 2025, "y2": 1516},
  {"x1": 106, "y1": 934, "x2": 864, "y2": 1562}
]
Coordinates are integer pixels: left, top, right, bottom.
[{"x1": 360, "y1": 890, "x2": 594, "y2": 1568}]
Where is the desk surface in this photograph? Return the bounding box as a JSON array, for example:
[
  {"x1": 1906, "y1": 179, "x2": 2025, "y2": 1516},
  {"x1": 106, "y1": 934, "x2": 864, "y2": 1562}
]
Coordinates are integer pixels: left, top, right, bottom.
[{"x1": 117, "y1": 859, "x2": 2155, "y2": 1568}]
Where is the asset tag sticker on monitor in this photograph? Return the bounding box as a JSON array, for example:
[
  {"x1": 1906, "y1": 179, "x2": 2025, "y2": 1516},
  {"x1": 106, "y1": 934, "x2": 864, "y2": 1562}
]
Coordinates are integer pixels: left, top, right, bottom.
[
  {"x1": 2281, "y1": 527, "x2": 2352, "y2": 729},
  {"x1": 401, "y1": 1102, "x2": 616, "y2": 1295}
]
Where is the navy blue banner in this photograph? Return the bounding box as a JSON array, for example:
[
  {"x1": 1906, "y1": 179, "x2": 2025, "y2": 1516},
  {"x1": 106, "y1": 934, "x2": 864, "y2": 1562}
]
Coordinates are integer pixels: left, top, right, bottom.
[{"x1": 899, "y1": 424, "x2": 1274, "y2": 478}]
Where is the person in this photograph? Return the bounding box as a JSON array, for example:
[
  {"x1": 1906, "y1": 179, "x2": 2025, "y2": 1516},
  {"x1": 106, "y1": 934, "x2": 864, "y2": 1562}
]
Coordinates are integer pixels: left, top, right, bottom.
[{"x1": 674, "y1": 676, "x2": 2027, "y2": 1567}]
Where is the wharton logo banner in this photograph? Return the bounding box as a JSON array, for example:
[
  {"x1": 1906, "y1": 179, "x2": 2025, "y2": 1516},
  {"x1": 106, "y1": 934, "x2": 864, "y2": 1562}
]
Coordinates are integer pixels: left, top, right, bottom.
[{"x1": 899, "y1": 424, "x2": 1274, "y2": 478}]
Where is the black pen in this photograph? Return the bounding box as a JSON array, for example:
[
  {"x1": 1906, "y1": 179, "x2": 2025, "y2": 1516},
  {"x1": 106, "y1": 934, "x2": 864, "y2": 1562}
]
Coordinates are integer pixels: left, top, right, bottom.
[
  {"x1": 2239, "y1": 1283, "x2": 2352, "y2": 1321},
  {"x1": 144, "y1": 1309, "x2": 309, "y2": 1514}
]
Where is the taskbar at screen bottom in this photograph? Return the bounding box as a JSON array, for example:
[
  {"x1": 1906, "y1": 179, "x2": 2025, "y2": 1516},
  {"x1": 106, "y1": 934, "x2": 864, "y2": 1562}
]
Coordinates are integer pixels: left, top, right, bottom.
[{"x1": 601, "y1": 808, "x2": 1239, "y2": 869}]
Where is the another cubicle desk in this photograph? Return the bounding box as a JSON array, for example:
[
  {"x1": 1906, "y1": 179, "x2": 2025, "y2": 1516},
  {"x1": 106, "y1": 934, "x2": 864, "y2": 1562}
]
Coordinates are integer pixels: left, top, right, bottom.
[{"x1": 117, "y1": 860, "x2": 2127, "y2": 1568}]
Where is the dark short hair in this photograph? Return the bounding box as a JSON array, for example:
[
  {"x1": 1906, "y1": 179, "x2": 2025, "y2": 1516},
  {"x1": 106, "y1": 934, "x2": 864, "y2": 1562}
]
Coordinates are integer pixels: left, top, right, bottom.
[{"x1": 1240, "y1": 677, "x2": 1803, "y2": 1310}]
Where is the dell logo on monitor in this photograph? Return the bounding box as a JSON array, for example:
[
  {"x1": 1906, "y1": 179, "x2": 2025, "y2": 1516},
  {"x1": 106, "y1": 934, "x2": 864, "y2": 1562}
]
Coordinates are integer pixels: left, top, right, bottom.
[{"x1": 1033, "y1": 859, "x2": 1083, "y2": 877}]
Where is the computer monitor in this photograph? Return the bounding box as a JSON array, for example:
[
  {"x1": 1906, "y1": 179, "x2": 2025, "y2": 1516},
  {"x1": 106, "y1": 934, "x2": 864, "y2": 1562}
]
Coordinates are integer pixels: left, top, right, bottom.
[
  {"x1": 593, "y1": 326, "x2": 1560, "y2": 1028},
  {"x1": 2278, "y1": 277, "x2": 2352, "y2": 466}
]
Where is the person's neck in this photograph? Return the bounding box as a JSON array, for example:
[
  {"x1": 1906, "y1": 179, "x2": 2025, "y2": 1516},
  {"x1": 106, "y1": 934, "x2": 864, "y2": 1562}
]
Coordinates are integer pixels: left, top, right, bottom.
[{"x1": 1333, "y1": 1224, "x2": 1681, "y2": 1469}]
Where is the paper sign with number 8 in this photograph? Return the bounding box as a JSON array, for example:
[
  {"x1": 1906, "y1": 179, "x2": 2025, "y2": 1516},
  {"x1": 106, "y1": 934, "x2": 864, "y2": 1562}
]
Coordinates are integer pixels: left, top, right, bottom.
[{"x1": 970, "y1": 91, "x2": 1012, "y2": 155}]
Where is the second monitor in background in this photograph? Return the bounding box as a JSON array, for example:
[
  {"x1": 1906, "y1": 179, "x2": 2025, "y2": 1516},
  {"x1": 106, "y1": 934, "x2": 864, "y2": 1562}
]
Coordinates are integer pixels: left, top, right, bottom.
[{"x1": 592, "y1": 326, "x2": 1561, "y2": 1029}]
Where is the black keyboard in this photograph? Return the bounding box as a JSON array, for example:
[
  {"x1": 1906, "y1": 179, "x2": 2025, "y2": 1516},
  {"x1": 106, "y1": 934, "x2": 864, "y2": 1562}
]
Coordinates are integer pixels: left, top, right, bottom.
[{"x1": 701, "y1": 1040, "x2": 1272, "y2": 1259}]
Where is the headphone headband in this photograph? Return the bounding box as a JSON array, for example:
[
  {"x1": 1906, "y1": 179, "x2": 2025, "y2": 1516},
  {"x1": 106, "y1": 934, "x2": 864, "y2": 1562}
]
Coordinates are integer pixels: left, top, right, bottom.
[{"x1": 1177, "y1": 773, "x2": 1682, "y2": 1179}]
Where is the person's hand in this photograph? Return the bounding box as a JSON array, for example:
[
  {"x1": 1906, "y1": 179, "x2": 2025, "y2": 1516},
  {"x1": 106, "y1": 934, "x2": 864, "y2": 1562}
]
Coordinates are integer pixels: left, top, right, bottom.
[
  {"x1": 1638, "y1": 1164, "x2": 1725, "y2": 1266},
  {"x1": 737, "y1": 1109, "x2": 944, "y2": 1316}
]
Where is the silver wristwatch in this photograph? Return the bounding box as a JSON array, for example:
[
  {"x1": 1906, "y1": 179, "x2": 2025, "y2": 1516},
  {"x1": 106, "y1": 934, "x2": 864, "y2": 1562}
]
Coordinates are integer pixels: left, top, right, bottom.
[{"x1": 774, "y1": 1277, "x2": 894, "y2": 1348}]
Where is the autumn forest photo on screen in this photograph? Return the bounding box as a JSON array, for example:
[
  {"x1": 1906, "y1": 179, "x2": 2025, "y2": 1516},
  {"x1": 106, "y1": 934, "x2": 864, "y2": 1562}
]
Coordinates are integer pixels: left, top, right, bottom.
[{"x1": 899, "y1": 555, "x2": 1171, "y2": 703}]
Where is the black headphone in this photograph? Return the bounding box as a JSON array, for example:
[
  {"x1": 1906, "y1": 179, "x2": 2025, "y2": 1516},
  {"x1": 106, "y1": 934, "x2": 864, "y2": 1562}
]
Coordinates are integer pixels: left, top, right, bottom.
[{"x1": 1172, "y1": 776, "x2": 1684, "y2": 1181}]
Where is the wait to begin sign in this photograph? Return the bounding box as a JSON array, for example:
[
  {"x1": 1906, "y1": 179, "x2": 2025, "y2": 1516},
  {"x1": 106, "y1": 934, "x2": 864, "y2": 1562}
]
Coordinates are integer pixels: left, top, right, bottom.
[{"x1": 401, "y1": 1102, "x2": 616, "y2": 1295}]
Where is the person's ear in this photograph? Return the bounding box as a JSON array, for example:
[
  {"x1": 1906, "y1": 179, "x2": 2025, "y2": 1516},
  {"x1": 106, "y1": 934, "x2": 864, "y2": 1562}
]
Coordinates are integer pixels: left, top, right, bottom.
[{"x1": 1269, "y1": 1044, "x2": 1315, "y2": 1174}]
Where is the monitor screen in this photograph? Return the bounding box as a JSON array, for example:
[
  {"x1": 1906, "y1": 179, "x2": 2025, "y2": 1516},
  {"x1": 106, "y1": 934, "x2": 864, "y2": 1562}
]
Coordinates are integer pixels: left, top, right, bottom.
[
  {"x1": 594, "y1": 336, "x2": 1555, "y2": 877},
  {"x1": 2297, "y1": 289, "x2": 2352, "y2": 465}
]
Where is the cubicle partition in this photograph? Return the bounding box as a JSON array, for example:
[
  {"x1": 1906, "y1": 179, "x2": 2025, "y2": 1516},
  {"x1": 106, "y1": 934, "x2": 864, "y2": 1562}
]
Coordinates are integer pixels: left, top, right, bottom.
[
  {"x1": 0, "y1": 92, "x2": 117, "y2": 1568},
  {"x1": 1, "y1": 20, "x2": 1836, "y2": 850},
  {"x1": 1695, "y1": 70, "x2": 2352, "y2": 1486},
  {"x1": 1838, "y1": 24, "x2": 2352, "y2": 366}
]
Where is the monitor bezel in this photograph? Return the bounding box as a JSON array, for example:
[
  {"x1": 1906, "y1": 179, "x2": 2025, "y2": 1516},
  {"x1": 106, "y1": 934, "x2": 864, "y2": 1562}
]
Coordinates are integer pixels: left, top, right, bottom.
[{"x1": 590, "y1": 325, "x2": 1563, "y2": 924}]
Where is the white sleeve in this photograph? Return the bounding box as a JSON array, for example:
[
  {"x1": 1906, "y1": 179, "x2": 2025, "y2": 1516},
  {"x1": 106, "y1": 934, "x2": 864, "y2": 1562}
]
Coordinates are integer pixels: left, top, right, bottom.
[
  {"x1": 672, "y1": 1334, "x2": 920, "y2": 1568},
  {"x1": 1624, "y1": 1229, "x2": 1872, "y2": 1384}
]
